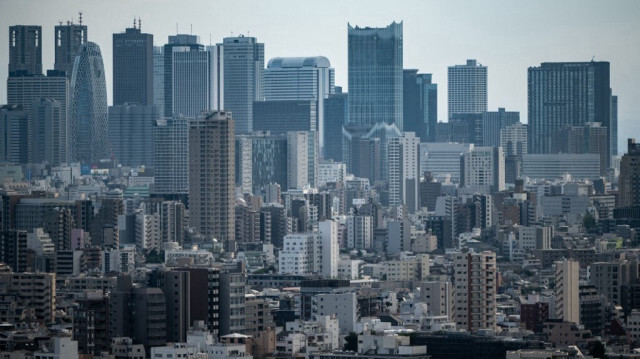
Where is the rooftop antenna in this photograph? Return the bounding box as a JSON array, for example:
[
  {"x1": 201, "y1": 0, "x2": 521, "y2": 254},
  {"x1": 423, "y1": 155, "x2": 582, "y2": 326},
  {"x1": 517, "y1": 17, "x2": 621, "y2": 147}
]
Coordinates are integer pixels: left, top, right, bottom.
[
  {"x1": 190, "y1": 24, "x2": 193, "y2": 35},
  {"x1": 138, "y1": 18, "x2": 141, "y2": 30},
  {"x1": 78, "y1": 11, "x2": 83, "y2": 25},
  {"x1": 58, "y1": 21, "x2": 63, "y2": 26},
  {"x1": 209, "y1": 33, "x2": 212, "y2": 46},
  {"x1": 133, "y1": 18, "x2": 136, "y2": 29},
  {"x1": 591, "y1": 55, "x2": 595, "y2": 62}
]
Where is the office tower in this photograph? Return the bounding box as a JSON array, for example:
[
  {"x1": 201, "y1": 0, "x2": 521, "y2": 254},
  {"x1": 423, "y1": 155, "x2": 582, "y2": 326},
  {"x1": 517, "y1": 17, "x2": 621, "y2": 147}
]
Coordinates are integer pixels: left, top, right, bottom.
[
  {"x1": 113, "y1": 23, "x2": 153, "y2": 105},
  {"x1": 0, "y1": 105, "x2": 29, "y2": 163},
  {"x1": 619, "y1": 138, "x2": 640, "y2": 207},
  {"x1": 163, "y1": 270, "x2": 190, "y2": 343},
  {"x1": 523, "y1": 154, "x2": 601, "y2": 180},
  {"x1": 264, "y1": 56, "x2": 334, "y2": 153},
  {"x1": 448, "y1": 113, "x2": 482, "y2": 144},
  {"x1": 528, "y1": 62, "x2": 612, "y2": 162},
  {"x1": 153, "y1": 46, "x2": 164, "y2": 110},
  {"x1": 253, "y1": 100, "x2": 316, "y2": 134},
  {"x1": 346, "y1": 121, "x2": 401, "y2": 181},
  {"x1": 162, "y1": 34, "x2": 204, "y2": 117},
  {"x1": 554, "y1": 123, "x2": 609, "y2": 175},
  {"x1": 555, "y1": 260, "x2": 580, "y2": 324},
  {"x1": 219, "y1": 35, "x2": 264, "y2": 134},
  {"x1": 419, "y1": 143, "x2": 474, "y2": 183},
  {"x1": 345, "y1": 135, "x2": 381, "y2": 184},
  {"x1": 324, "y1": 89, "x2": 348, "y2": 162},
  {"x1": 54, "y1": 21, "x2": 87, "y2": 77},
  {"x1": 453, "y1": 251, "x2": 497, "y2": 332},
  {"x1": 31, "y1": 98, "x2": 65, "y2": 165},
  {"x1": 481, "y1": 108, "x2": 519, "y2": 147},
  {"x1": 152, "y1": 117, "x2": 189, "y2": 202},
  {"x1": 611, "y1": 95, "x2": 618, "y2": 156},
  {"x1": 448, "y1": 59, "x2": 487, "y2": 119},
  {"x1": 69, "y1": 42, "x2": 109, "y2": 164},
  {"x1": 348, "y1": 22, "x2": 403, "y2": 129},
  {"x1": 287, "y1": 131, "x2": 317, "y2": 190},
  {"x1": 207, "y1": 45, "x2": 224, "y2": 110},
  {"x1": 403, "y1": 70, "x2": 437, "y2": 142},
  {"x1": 108, "y1": 104, "x2": 158, "y2": 166},
  {"x1": 460, "y1": 146, "x2": 505, "y2": 195},
  {"x1": 235, "y1": 133, "x2": 288, "y2": 195},
  {"x1": 500, "y1": 122, "x2": 528, "y2": 157},
  {"x1": 172, "y1": 42, "x2": 211, "y2": 117},
  {"x1": 189, "y1": 111, "x2": 235, "y2": 250},
  {"x1": 8, "y1": 25, "x2": 42, "y2": 77},
  {"x1": 388, "y1": 132, "x2": 420, "y2": 212}
]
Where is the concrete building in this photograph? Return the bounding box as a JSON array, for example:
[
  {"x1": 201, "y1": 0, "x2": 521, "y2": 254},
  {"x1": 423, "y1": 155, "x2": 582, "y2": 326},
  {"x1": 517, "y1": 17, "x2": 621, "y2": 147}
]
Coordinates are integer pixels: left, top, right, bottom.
[
  {"x1": 218, "y1": 35, "x2": 264, "y2": 134},
  {"x1": 163, "y1": 270, "x2": 190, "y2": 343},
  {"x1": 420, "y1": 142, "x2": 474, "y2": 183},
  {"x1": 460, "y1": 146, "x2": 505, "y2": 195},
  {"x1": 313, "y1": 291, "x2": 357, "y2": 334},
  {"x1": 112, "y1": 25, "x2": 153, "y2": 105},
  {"x1": 346, "y1": 215, "x2": 373, "y2": 250},
  {"x1": 501, "y1": 122, "x2": 528, "y2": 157},
  {"x1": 33, "y1": 336, "x2": 78, "y2": 359},
  {"x1": 448, "y1": 59, "x2": 487, "y2": 119},
  {"x1": 388, "y1": 132, "x2": 420, "y2": 212},
  {"x1": 522, "y1": 154, "x2": 601, "y2": 180},
  {"x1": 619, "y1": 138, "x2": 640, "y2": 207},
  {"x1": 0, "y1": 272, "x2": 55, "y2": 323},
  {"x1": 555, "y1": 260, "x2": 580, "y2": 324},
  {"x1": 453, "y1": 251, "x2": 498, "y2": 332},
  {"x1": 482, "y1": 108, "x2": 519, "y2": 147},
  {"x1": 278, "y1": 220, "x2": 338, "y2": 278},
  {"x1": 189, "y1": 111, "x2": 235, "y2": 250},
  {"x1": 421, "y1": 280, "x2": 454, "y2": 320},
  {"x1": 287, "y1": 131, "x2": 317, "y2": 190}
]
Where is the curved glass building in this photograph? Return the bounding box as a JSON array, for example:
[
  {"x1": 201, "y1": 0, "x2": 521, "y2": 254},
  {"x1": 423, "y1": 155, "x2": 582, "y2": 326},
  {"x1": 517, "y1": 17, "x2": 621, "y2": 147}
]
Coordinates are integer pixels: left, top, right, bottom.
[{"x1": 70, "y1": 41, "x2": 109, "y2": 164}]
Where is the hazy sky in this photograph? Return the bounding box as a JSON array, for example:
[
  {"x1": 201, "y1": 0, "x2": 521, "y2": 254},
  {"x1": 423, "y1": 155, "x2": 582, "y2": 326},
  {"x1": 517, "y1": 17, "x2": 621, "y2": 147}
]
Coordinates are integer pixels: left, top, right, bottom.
[{"x1": 1, "y1": 0, "x2": 639, "y2": 153}]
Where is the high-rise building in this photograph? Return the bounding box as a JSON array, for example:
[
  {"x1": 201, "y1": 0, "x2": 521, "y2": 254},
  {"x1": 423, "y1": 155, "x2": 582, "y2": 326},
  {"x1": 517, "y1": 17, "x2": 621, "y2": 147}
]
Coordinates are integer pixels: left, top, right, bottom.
[
  {"x1": 162, "y1": 34, "x2": 204, "y2": 117},
  {"x1": 69, "y1": 42, "x2": 109, "y2": 164},
  {"x1": 481, "y1": 108, "x2": 519, "y2": 147},
  {"x1": 108, "y1": 104, "x2": 158, "y2": 166},
  {"x1": 218, "y1": 35, "x2": 264, "y2": 134},
  {"x1": 500, "y1": 122, "x2": 528, "y2": 157},
  {"x1": 152, "y1": 117, "x2": 189, "y2": 201},
  {"x1": 0, "y1": 105, "x2": 29, "y2": 163},
  {"x1": 54, "y1": 21, "x2": 87, "y2": 78},
  {"x1": 189, "y1": 111, "x2": 235, "y2": 250},
  {"x1": 235, "y1": 133, "x2": 288, "y2": 195},
  {"x1": 207, "y1": 45, "x2": 224, "y2": 111},
  {"x1": 253, "y1": 100, "x2": 316, "y2": 134},
  {"x1": 523, "y1": 154, "x2": 601, "y2": 180},
  {"x1": 448, "y1": 59, "x2": 487, "y2": 119},
  {"x1": 113, "y1": 24, "x2": 153, "y2": 105},
  {"x1": 324, "y1": 89, "x2": 348, "y2": 162},
  {"x1": 555, "y1": 259, "x2": 580, "y2": 324},
  {"x1": 172, "y1": 42, "x2": 211, "y2": 117},
  {"x1": 388, "y1": 132, "x2": 420, "y2": 212},
  {"x1": 553, "y1": 123, "x2": 609, "y2": 174},
  {"x1": 419, "y1": 142, "x2": 473, "y2": 183},
  {"x1": 403, "y1": 70, "x2": 437, "y2": 142},
  {"x1": 153, "y1": 46, "x2": 164, "y2": 110},
  {"x1": 163, "y1": 270, "x2": 190, "y2": 343},
  {"x1": 346, "y1": 215, "x2": 373, "y2": 250},
  {"x1": 8, "y1": 25, "x2": 42, "y2": 77},
  {"x1": 453, "y1": 251, "x2": 497, "y2": 332},
  {"x1": 31, "y1": 98, "x2": 65, "y2": 165},
  {"x1": 528, "y1": 62, "x2": 612, "y2": 160},
  {"x1": 611, "y1": 95, "x2": 618, "y2": 156},
  {"x1": 348, "y1": 22, "x2": 403, "y2": 129},
  {"x1": 619, "y1": 138, "x2": 640, "y2": 207},
  {"x1": 278, "y1": 220, "x2": 338, "y2": 278},
  {"x1": 264, "y1": 56, "x2": 334, "y2": 153},
  {"x1": 460, "y1": 146, "x2": 505, "y2": 194},
  {"x1": 287, "y1": 131, "x2": 318, "y2": 190}
]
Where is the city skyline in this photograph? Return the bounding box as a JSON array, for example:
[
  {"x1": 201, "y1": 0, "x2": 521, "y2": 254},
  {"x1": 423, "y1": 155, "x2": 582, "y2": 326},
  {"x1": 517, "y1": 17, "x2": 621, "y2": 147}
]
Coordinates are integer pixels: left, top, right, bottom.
[{"x1": 1, "y1": 0, "x2": 638, "y2": 153}]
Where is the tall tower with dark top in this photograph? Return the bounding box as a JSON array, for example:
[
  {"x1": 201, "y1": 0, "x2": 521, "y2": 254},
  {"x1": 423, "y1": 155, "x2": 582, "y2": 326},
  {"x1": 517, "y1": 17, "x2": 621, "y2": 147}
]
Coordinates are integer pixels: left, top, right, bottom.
[
  {"x1": 619, "y1": 138, "x2": 640, "y2": 207},
  {"x1": 54, "y1": 18, "x2": 87, "y2": 78},
  {"x1": 8, "y1": 25, "x2": 42, "y2": 77},
  {"x1": 113, "y1": 21, "x2": 153, "y2": 105}
]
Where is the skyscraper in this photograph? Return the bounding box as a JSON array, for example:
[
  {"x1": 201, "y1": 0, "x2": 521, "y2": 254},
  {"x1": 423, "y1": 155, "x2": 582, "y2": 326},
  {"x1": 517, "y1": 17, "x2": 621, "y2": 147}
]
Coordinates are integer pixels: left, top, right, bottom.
[
  {"x1": 324, "y1": 88, "x2": 348, "y2": 162},
  {"x1": 619, "y1": 138, "x2": 640, "y2": 207},
  {"x1": 252, "y1": 100, "x2": 316, "y2": 135},
  {"x1": 153, "y1": 46, "x2": 164, "y2": 111},
  {"x1": 264, "y1": 56, "x2": 334, "y2": 154},
  {"x1": 528, "y1": 62, "x2": 611, "y2": 162},
  {"x1": 172, "y1": 44, "x2": 212, "y2": 118},
  {"x1": 189, "y1": 111, "x2": 235, "y2": 250},
  {"x1": 388, "y1": 132, "x2": 420, "y2": 213},
  {"x1": 348, "y1": 22, "x2": 403, "y2": 129},
  {"x1": 611, "y1": 95, "x2": 618, "y2": 156},
  {"x1": 453, "y1": 251, "x2": 497, "y2": 332},
  {"x1": 112, "y1": 23, "x2": 153, "y2": 105},
  {"x1": 153, "y1": 117, "x2": 189, "y2": 202},
  {"x1": 481, "y1": 108, "x2": 519, "y2": 147},
  {"x1": 448, "y1": 59, "x2": 487, "y2": 119},
  {"x1": 54, "y1": 21, "x2": 87, "y2": 78},
  {"x1": 108, "y1": 104, "x2": 158, "y2": 166},
  {"x1": 555, "y1": 259, "x2": 580, "y2": 324},
  {"x1": 219, "y1": 35, "x2": 264, "y2": 134},
  {"x1": 0, "y1": 105, "x2": 29, "y2": 163},
  {"x1": 403, "y1": 70, "x2": 437, "y2": 142},
  {"x1": 460, "y1": 146, "x2": 505, "y2": 195},
  {"x1": 286, "y1": 131, "x2": 318, "y2": 190},
  {"x1": 162, "y1": 34, "x2": 204, "y2": 117},
  {"x1": 8, "y1": 25, "x2": 42, "y2": 77},
  {"x1": 31, "y1": 98, "x2": 65, "y2": 165},
  {"x1": 69, "y1": 42, "x2": 109, "y2": 164}
]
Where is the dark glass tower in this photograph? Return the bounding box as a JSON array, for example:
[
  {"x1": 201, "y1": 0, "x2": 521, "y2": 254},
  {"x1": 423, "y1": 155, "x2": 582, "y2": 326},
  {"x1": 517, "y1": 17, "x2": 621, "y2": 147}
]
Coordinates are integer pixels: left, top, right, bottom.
[
  {"x1": 113, "y1": 23, "x2": 153, "y2": 105},
  {"x1": 324, "y1": 88, "x2": 348, "y2": 162},
  {"x1": 403, "y1": 70, "x2": 437, "y2": 142},
  {"x1": 8, "y1": 25, "x2": 42, "y2": 77},
  {"x1": 218, "y1": 35, "x2": 264, "y2": 134},
  {"x1": 69, "y1": 42, "x2": 109, "y2": 164},
  {"x1": 528, "y1": 61, "x2": 612, "y2": 166},
  {"x1": 348, "y1": 21, "x2": 403, "y2": 129},
  {"x1": 54, "y1": 22, "x2": 87, "y2": 78}
]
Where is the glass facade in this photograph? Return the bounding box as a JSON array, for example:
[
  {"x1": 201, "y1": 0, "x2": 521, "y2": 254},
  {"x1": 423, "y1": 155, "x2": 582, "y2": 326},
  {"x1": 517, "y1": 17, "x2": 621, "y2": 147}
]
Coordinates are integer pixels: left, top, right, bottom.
[{"x1": 69, "y1": 42, "x2": 109, "y2": 164}]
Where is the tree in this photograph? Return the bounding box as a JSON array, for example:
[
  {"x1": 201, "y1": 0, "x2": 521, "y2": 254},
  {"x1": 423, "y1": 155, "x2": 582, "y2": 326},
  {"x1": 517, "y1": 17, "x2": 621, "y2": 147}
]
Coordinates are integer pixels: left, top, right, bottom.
[
  {"x1": 589, "y1": 340, "x2": 606, "y2": 359},
  {"x1": 583, "y1": 213, "x2": 596, "y2": 231},
  {"x1": 343, "y1": 332, "x2": 358, "y2": 352}
]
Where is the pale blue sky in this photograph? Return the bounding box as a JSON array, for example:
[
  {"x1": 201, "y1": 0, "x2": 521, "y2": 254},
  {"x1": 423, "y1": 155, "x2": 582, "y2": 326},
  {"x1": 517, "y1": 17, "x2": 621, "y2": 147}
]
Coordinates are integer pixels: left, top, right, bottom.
[{"x1": 1, "y1": 0, "x2": 638, "y2": 153}]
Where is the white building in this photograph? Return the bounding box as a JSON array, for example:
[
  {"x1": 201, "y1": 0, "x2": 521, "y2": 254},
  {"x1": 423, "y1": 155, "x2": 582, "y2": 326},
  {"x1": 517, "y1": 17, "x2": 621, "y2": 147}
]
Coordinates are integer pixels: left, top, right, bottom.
[
  {"x1": 420, "y1": 142, "x2": 474, "y2": 183},
  {"x1": 460, "y1": 146, "x2": 505, "y2": 195},
  {"x1": 26, "y1": 228, "x2": 55, "y2": 255},
  {"x1": 500, "y1": 122, "x2": 528, "y2": 156},
  {"x1": 448, "y1": 59, "x2": 487, "y2": 119},
  {"x1": 555, "y1": 259, "x2": 579, "y2": 324},
  {"x1": 279, "y1": 220, "x2": 337, "y2": 277},
  {"x1": 388, "y1": 132, "x2": 421, "y2": 212},
  {"x1": 382, "y1": 253, "x2": 430, "y2": 281},
  {"x1": 150, "y1": 343, "x2": 194, "y2": 359},
  {"x1": 34, "y1": 337, "x2": 78, "y2": 359},
  {"x1": 287, "y1": 131, "x2": 313, "y2": 190},
  {"x1": 313, "y1": 291, "x2": 357, "y2": 334},
  {"x1": 285, "y1": 315, "x2": 340, "y2": 352},
  {"x1": 136, "y1": 213, "x2": 160, "y2": 251},
  {"x1": 346, "y1": 215, "x2": 373, "y2": 250},
  {"x1": 318, "y1": 162, "x2": 346, "y2": 185},
  {"x1": 338, "y1": 259, "x2": 363, "y2": 280}
]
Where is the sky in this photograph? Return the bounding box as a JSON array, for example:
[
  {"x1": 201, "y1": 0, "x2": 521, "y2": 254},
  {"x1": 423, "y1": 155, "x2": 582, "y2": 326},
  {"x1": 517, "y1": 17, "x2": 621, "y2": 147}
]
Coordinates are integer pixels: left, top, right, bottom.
[{"x1": 1, "y1": 0, "x2": 639, "y2": 154}]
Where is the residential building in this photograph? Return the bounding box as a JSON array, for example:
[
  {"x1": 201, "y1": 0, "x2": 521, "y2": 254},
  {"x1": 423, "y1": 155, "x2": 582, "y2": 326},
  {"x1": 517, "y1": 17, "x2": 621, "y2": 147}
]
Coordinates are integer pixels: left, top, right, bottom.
[
  {"x1": 453, "y1": 251, "x2": 498, "y2": 332},
  {"x1": 388, "y1": 132, "x2": 420, "y2": 212},
  {"x1": 448, "y1": 59, "x2": 487, "y2": 119},
  {"x1": 555, "y1": 260, "x2": 579, "y2": 324}
]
